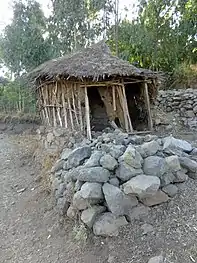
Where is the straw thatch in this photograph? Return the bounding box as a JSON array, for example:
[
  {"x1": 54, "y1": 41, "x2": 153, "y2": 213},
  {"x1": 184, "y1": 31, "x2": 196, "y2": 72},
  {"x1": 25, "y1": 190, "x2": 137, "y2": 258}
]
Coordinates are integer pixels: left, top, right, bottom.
[{"x1": 29, "y1": 41, "x2": 158, "y2": 83}]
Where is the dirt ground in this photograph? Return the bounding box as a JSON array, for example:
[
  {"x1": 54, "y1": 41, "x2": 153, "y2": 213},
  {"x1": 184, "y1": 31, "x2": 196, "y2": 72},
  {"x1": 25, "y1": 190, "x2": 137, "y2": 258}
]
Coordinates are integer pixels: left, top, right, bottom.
[{"x1": 1, "y1": 127, "x2": 197, "y2": 263}]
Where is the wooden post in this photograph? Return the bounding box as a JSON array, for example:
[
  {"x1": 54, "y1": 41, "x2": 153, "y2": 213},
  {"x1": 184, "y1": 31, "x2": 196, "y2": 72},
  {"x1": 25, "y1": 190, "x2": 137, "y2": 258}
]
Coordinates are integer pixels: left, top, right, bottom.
[
  {"x1": 121, "y1": 84, "x2": 133, "y2": 132},
  {"x1": 112, "y1": 86, "x2": 116, "y2": 111},
  {"x1": 84, "y1": 86, "x2": 92, "y2": 140},
  {"x1": 143, "y1": 82, "x2": 153, "y2": 130}
]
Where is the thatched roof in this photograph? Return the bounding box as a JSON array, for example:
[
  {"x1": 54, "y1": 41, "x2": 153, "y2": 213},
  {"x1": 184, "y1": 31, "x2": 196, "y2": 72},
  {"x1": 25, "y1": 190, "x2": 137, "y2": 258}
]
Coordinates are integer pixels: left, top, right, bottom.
[{"x1": 29, "y1": 41, "x2": 158, "y2": 83}]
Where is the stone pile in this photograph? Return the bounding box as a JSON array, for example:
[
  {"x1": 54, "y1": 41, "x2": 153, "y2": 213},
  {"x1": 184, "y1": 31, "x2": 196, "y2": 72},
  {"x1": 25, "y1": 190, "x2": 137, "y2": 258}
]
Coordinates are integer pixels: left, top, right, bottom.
[
  {"x1": 157, "y1": 89, "x2": 197, "y2": 130},
  {"x1": 51, "y1": 130, "x2": 197, "y2": 236}
]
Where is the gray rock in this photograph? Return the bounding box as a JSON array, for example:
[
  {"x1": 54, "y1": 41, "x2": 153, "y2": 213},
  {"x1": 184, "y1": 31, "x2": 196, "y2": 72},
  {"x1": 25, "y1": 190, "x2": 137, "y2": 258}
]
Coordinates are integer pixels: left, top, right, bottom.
[
  {"x1": 120, "y1": 145, "x2": 143, "y2": 169},
  {"x1": 67, "y1": 205, "x2": 78, "y2": 219},
  {"x1": 84, "y1": 151, "x2": 102, "y2": 167},
  {"x1": 93, "y1": 212, "x2": 128, "y2": 236},
  {"x1": 141, "y1": 223, "x2": 154, "y2": 235},
  {"x1": 80, "y1": 182, "x2": 103, "y2": 200},
  {"x1": 67, "y1": 146, "x2": 91, "y2": 168},
  {"x1": 109, "y1": 177, "x2": 120, "y2": 187},
  {"x1": 115, "y1": 162, "x2": 143, "y2": 182},
  {"x1": 51, "y1": 159, "x2": 64, "y2": 173},
  {"x1": 77, "y1": 167, "x2": 110, "y2": 182},
  {"x1": 141, "y1": 190, "x2": 169, "y2": 206},
  {"x1": 162, "y1": 184, "x2": 178, "y2": 197},
  {"x1": 55, "y1": 183, "x2": 67, "y2": 199},
  {"x1": 72, "y1": 191, "x2": 96, "y2": 210},
  {"x1": 165, "y1": 155, "x2": 181, "y2": 172},
  {"x1": 100, "y1": 154, "x2": 118, "y2": 171},
  {"x1": 126, "y1": 205, "x2": 150, "y2": 221},
  {"x1": 139, "y1": 140, "x2": 160, "y2": 157},
  {"x1": 173, "y1": 171, "x2": 188, "y2": 183},
  {"x1": 144, "y1": 134, "x2": 158, "y2": 142},
  {"x1": 187, "y1": 171, "x2": 197, "y2": 180},
  {"x1": 103, "y1": 183, "x2": 138, "y2": 216},
  {"x1": 74, "y1": 180, "x2": 84, "y2": 191},
  {"x1": 148, "y1": 255, "x2": 164, "y2": 263},
  {"x1": 57, "y1": 197, "x2": 69, "y2": 215},
  {"x1": 143, "y1": 156, "x2": 167, "y2": 177},
  {"x1": 179, "y1": 157, "x2": 197, "y2": 172},
  {"x1": 122, "y1": 174, "x2": 160, "y2": 199},
  {"x1": 160, "y1": 172, "x2": 175, "y2": 187},
  {"x1": 81, "y1": 206, "x2": 106, "y2": 228},
  {"x1": 110, "y1": 145, "x2": 125, "y2": 159},
  {"x1": 51, "y1": 178, "x2": 62, "y2": 192},
  {"x1": 190, "y1": 148, "x2": 197, "y2": 156},
  {"x1": 163, "y1": 136, "x2": 192, "y2": 153},
  {"x1": 61, "y1": 148, "x2": 72, "y2": 160}
]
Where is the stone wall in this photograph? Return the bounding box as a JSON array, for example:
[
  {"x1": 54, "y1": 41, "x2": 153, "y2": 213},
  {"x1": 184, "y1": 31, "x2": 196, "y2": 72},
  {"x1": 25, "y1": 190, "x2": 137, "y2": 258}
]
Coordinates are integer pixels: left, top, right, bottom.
[
  {"x1": 51, "y1": 129, "x2": 197, "y2": 237},
  {"x1": 156, "y1": 89, "x2": 197, "y2": 130}
]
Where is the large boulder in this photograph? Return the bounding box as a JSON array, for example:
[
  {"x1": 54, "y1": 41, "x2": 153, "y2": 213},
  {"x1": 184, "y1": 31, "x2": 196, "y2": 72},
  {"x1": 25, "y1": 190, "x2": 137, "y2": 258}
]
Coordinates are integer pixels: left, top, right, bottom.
[
  {"x1": 115, "y1": 162, "x2": 143, "y2": 182},
  {"x1": 179, "y1": 157, "x2": 197, "y2": 173},
  {"x1": 141, "y1": 190, "x2": 169, "y2": 206},
  {"x1": 100, "y1": 154, "x2": 118, "y2": 171},
  {"x1": 61, "y1": 148, "x2": 72, "y2": 160},
  {"x1": 81, "y1": 206, "x2": 106, "y2": 228},
  {"x1": 109, "y1": 145, "x2": 125, "y2": 159},
  {"x1": 143, "y1": 156, "x2": 167, "y2": 177},
  {"x1": 163, "y1": 136, "x2": 192, "y2": 154},
  {"x1": 120, "y1": 145, "x2": 143, "y2": 169},
  {"x1": 84, "y1": 151, "x2": 103, "y2": 167},
  {"x1": 67, "y1": 146, "x2": 91, "y2": 168},
  {"x1": 56, "y1": 197, "x2": 69, "y2": 215},
  {"x1": 160, "y1": 172, "x2": 175, "y2": 187},
  {"x1": 80, "y1": 182, "x2": 103, "y2": 200},
  {"x1": 77, "y1": 167, "x2": 110, "y2": 182},
  {"x1": 93, "y1": 212, "x2": 128, "y2": 236},
  {"x1": 165, "y1": 155, "x2": 181, "y2": 172},
  {"x1": 122, "y1": 174, "x2": 160, "y2": 199},
  {"x1": 162, "y1": 184, "x2": 178, "y2": 197},
  {"x1": 173, "y1": 170, "x2": 188, "y2": 183},
  {"x1": 73, "y1": 191, "x2": 98, "y2": 210},
  {"x1": 138, "y1": 140, "x2": 160, "y2": 158},
  {"x1": 103, "y1": 183, "x2": 138, "y2": 216},
  {"x1": 127, "y1": 205, "x2": 150, "y2": 221}
]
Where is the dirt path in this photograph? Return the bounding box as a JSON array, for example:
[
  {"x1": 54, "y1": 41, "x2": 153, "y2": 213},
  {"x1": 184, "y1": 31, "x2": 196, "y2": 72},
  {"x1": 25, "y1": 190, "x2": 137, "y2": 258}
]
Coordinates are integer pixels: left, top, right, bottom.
[{"x1": 1, "y1": 132, "x2": 197, "y2": 263}]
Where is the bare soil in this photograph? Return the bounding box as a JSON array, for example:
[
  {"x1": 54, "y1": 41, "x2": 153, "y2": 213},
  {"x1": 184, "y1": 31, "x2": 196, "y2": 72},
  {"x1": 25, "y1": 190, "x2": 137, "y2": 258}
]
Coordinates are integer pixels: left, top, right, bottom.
[{"x1": 0, "y1": 128, "x2": 197, "y2": 263}]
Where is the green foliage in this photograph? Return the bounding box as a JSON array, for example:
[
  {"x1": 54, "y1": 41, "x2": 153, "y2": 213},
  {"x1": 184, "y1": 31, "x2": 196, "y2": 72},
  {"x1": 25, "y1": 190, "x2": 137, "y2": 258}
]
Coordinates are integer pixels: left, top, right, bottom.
[
  {"x1": 0, "y1": 0, "x2": 50, "y2": 75},
  {"x1": 0, "y1": 79, "x2": 36, "y2": 113},
  {"x1": 47, "y1": 0, "x2": 115, "y2": 56},
  {"x1": 108, "y1": 0, "x2": 197, "y2": 74}
]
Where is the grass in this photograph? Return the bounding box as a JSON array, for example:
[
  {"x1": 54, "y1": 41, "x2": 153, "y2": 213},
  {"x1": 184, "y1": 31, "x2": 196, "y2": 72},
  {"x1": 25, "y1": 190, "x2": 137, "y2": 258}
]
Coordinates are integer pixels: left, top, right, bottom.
[{"x1": 72, "y1": 223, "x2": 88, "y2": 245}]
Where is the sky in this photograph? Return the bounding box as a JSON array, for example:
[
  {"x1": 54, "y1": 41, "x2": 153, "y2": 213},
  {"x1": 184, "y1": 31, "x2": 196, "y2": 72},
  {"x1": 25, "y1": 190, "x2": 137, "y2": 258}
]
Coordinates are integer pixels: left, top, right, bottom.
[{"x1": 0, "y1": 0, "x2": 137, "y2": 32}]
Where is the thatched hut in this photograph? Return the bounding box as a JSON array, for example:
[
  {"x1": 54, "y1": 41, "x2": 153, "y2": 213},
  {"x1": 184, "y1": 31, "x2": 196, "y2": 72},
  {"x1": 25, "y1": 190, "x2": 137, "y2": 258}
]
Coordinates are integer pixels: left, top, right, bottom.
[{"x1": 28, "y1": 41, "x2": 159, "y2": 139}]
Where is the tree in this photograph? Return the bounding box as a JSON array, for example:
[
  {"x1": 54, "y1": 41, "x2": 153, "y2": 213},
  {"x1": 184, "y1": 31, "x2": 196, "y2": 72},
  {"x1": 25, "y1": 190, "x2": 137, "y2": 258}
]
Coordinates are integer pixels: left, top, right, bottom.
[
  {"x1": 48, "y1": 0, "x2": 115, "y2": 56},
  {"x1": 0, "y1": 0, "x2": 50, "y2": 76}
]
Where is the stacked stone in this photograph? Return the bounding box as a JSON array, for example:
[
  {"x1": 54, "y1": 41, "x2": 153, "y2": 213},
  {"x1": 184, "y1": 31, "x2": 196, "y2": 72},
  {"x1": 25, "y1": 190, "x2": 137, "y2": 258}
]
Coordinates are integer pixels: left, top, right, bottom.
[
  {"x1": 51, "y1": 130, "x2": 197, "y2": 237},
  {"x1": 157, "y1": 89, "x2": 197, "y2": 130}
]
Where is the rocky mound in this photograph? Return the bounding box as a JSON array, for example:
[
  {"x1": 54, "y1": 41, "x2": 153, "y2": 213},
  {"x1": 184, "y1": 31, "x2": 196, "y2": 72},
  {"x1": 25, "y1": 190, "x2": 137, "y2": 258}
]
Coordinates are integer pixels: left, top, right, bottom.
[{"x1": 51, "y1": 130, "x2": 197, "y2": 237}]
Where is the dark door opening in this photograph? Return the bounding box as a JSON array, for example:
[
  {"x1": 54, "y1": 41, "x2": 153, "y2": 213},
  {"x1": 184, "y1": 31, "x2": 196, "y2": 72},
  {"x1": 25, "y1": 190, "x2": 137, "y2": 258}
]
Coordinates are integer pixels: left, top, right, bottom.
[
  {"x1": 87, "y1": 87, "x2": 109, "y2": 131},
  {"x1": 125, "y1": 83, "x2": 148, "y2": 131}
]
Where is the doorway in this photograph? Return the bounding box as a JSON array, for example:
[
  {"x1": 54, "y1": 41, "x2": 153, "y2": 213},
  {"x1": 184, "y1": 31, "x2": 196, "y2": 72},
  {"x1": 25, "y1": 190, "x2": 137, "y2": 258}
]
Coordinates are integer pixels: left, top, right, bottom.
[
  {"x1": 87, "y1": 87, "x2": 109, "y2": 131},
  {"x1": 125, "y1": 83, "x2": 148, "y2": 130}
]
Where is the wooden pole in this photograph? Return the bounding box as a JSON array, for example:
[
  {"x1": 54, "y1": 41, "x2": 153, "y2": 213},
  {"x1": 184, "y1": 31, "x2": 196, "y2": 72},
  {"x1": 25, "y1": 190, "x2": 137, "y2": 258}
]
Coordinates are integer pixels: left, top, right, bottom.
[
  {"x1": 112, "y1": 85, "x2": 116, "y2": 111},
  {"x1": 121, "y1": 84, "x2": 133, "y2": 132},
  {"x1": 62, "y1": 84, "x2": 68, "y2": 128},
  {"x1": 84, "y1": 86, "x2": 92, "y2": 140},
  {"x1": 144, "y1": 82, "x2": 153, "y2": 130},
  {"x1": 72, "y1": 84, "x2": 79, "y2": 127},
  {"x1": 117, "y1": 86, "x2": 129, "y2": 132},
  {"x1": 78, "y1": 89, "x2": 83, "y2": 132}
]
